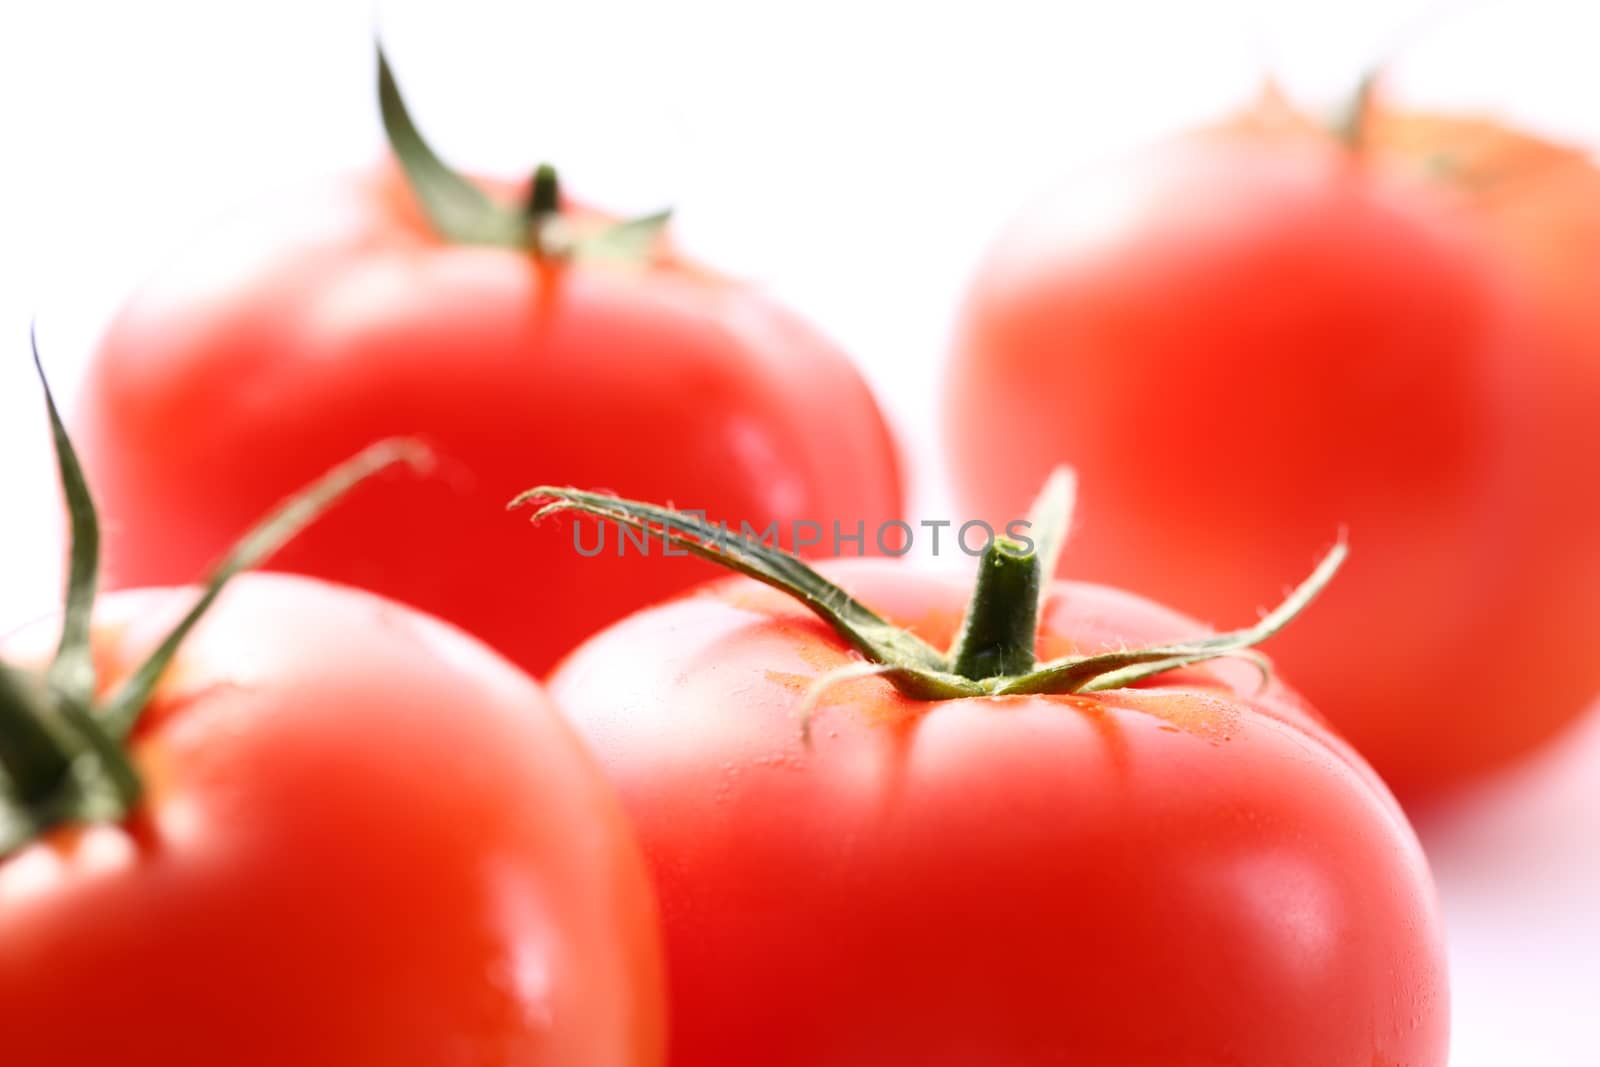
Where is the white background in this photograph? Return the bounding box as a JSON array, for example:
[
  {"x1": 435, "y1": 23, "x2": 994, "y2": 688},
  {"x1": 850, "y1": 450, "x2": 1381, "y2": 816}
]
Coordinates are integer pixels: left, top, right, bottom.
[{"x1": 1, "y1": 1, "x2": 1596, "y2": 1061}]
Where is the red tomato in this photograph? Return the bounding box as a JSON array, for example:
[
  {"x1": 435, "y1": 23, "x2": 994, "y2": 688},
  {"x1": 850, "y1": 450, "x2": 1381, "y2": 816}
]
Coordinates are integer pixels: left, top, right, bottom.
[
  {"x1": 943, "y1": 108, "x2": 1592, "y2": 796},
  {"x1": 1368, "y1": 106, "x2": 1600, "y2": 755},
  {"x1": 76, "y1": 63, "x2": 901, "y2": 676},
  {"x1": 1, "y1": 574, "x2": 665, "y2": 1066},
  {"x1": 550, "y1": 558, "x2": 1448, "y2": 1066}
]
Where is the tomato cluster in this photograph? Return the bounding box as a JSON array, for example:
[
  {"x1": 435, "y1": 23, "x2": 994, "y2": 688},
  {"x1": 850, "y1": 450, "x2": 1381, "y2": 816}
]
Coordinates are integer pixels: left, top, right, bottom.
[{"x1": 6, "y1": 46, "x2": 1595, "y2": 1067}]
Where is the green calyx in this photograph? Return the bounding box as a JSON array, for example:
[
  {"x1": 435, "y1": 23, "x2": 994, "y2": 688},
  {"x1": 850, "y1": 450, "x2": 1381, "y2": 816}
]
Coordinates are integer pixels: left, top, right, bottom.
[
  {"x1": 948, "y1": 537, "x2": 1043, "y2": 680},
  {"x1": 1332, "y1": 71, "x2": 1379, "y2": 153},
  {"x1": 511, "y1": 470, "x2": 1346, "y2": 702},
  {"x1": 376, "y1": 42, "x2": 671, "y2": 262},
  {"x1": 0, "y1": 334, "x2": 428, "y2": 859}
]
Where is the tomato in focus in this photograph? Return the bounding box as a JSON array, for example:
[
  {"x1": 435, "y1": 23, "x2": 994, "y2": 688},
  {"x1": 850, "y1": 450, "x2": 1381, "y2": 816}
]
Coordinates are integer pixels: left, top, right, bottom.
[
  {"x1": 0, "y1": 574, "x2": 665, "y2": 1066},
  {"x1": 549, "y1": 558, "x2": 1448, "y2": 1066}
]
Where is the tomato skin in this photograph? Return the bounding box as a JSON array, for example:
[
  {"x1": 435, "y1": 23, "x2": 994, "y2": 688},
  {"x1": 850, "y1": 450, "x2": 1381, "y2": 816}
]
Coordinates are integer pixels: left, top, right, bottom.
[
  {"x1": 1369, "y1": 110, "x2": 1600, "y2": 762},
  {"x1": 550, "y1": 560, "x2": 1448, "y2": 1066},
  {"x1": 943, "y1": 129, "x2": 1574, "y2": 796},
  {"x1": 0, "y1": 574, "x2": 665, "y2": 1066},
  {"x1": 76, "y1": 166, "x2": 901, "y2": 676}
]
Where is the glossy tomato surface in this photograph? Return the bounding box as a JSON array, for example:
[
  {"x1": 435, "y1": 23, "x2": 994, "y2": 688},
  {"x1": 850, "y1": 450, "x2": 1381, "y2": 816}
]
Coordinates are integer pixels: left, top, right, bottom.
[
  {"x1": 76, "y1": 167, "x2": 901, "y2": 675},
  {"x1": 551, "y1": 560, "x2": 1448, "y2": 1067},
  {"x1": 943, "y1": 122, "x2": 1586, "y2": 796},
  {"x1": 0, "y1": 574, "x2": 665, "y2": 1066}
]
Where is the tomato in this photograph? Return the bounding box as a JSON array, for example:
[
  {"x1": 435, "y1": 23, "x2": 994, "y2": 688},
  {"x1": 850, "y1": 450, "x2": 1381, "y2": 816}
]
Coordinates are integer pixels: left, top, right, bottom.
[
  {"x1": 1367, "y1": 106, "x2": 1600, "y2": 760},
  {"x1": 3, "y1": 365, "x2": 665, "y2": 1065},
  {"x1": 535, "y1": 484, "x2": 1448, "y2": 1066},
  {"x1": 75, "y1": 51, "x2": 901, "y2": 676},
  {"x1": 942, "y1": 97, "x2": 1594, "y2": 796},
  {"x1": 1, "y1": 574, "x2": 665, "y2": 1066}
]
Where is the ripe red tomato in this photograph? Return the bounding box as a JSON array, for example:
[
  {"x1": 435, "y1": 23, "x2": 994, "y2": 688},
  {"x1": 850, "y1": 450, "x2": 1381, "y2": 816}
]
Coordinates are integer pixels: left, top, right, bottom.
[
  {"x1": 541, "y1": 486, "x2": 1447, "y2": 1065},
  {"x1": 943, "y1": 101, "x2": 1593, "y2": 795},
  {"x1": 1, "y1": 573, "x2": 665, "y2": 1066},
  {"x1": 76, "y1": 56, "x2": 901, "y2": 676},
  {"x1": 1368, "y1": 105, "x2": 1600, "y2": 750}
]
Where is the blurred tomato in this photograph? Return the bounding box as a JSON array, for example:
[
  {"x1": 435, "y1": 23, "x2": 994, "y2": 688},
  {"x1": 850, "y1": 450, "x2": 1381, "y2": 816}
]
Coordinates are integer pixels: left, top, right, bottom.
[
  {"x1": 944, "y1": 94, "x2": 1597, "y2": 796},
  {"x1": 75, "y1": 57, "x2": 901, "y2": 676},
  {"x1": 1368, "y1": 105, "x2": 1600, "y2": 754}
]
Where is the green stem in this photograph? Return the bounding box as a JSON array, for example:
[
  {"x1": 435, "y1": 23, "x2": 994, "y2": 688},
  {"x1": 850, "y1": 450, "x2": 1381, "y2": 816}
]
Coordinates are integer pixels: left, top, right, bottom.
[
  {"x1": 2, "y1": 353, "x2": 428, "y2": 860},
  {"x1": 514, "y1": 479, "x2": 1342, "y2": 704},
  {"x1": 1333, "y1": 72, "x2": 1377, "y2": 153},
  {"x1": 525, "y1": 163, "x2": 564, "y2": 259},
  {"x1": 102, "y1": 438, "x2": 430, "y2": 740},
  {"x1": 376, "y1": 41, "x2": 670, "y2": 261},
  {"x1": 527, "y1": 164, "x2": 560, "y2": 217},
  {"x1": 948, "y1": 539, "x2": 1041, "y2": 680},
  {"x1": 0, "y1": 665, "x2": 74, "y2": 807}
]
